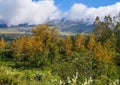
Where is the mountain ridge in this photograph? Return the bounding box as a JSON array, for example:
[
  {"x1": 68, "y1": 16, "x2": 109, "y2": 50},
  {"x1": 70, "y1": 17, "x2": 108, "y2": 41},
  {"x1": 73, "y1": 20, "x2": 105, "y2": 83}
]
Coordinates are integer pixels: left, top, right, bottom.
[{"x1": 0, "y1": 18, "x2": 94, "y2": 34}]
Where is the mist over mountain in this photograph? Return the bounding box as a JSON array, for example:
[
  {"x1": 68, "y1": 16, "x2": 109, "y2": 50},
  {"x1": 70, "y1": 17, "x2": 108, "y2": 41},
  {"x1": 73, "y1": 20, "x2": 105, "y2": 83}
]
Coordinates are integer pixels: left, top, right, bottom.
[
  {"x1": 48, "y1": 18, "x2": 94, "y2": 33},
  {"x1": 0, "y1": 18, "x2": 94, "y2": 34}
]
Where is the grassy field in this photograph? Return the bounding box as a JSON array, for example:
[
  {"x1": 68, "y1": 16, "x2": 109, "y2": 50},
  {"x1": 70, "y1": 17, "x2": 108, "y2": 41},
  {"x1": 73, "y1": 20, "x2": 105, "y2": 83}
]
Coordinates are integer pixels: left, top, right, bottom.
[{"x1": 0, "y1": 56, "x2": 60, "y2": 85}]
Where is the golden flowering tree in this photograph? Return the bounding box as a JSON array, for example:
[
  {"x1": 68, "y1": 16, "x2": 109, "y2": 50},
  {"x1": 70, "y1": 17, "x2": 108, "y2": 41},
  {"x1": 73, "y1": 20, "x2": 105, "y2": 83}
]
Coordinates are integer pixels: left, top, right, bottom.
[
  {"x1": 11, "y1": 25, "x2": 60, "y2": 61},
  {"x1": 0, "y1": 37, "x2": 6, "y2": 50},
  {"x1": 74, "y1": 34, "x2": 86, "y2": 52},
  {"x1": 94, "y1": 40, "x2": 114, "y2": 63},
  {"x1": 63, "y1": 36, "x2": 73, "y2": 55},
  {"x1": 11, "y1": 37, "x2": 26, "y2": 60},
  {"x1": 88, "y1": 33, "x2": 96, "y2": 51}
]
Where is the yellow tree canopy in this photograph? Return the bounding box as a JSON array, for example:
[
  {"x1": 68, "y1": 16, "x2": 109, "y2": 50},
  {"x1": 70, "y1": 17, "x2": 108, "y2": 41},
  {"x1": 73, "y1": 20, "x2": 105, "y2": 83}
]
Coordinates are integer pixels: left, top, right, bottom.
[
  {"x1": 94, "y1": 41, "x2": 114, "y2": 63},
  {"x1": 88, "y1": 33, "x2": 96, "y2": 51},
  {"x1": 11, "y1": 25, "x2": 60, "y2": 60},
  {"x1": 0, "y1": 37, "x2": 6, "y2": 50},
  {"x1": 74, "y1": 34, "x2": 86, "y2": 52},
  {"x1": 63, "y1": 36, "x2": 73, "y2": 55}
]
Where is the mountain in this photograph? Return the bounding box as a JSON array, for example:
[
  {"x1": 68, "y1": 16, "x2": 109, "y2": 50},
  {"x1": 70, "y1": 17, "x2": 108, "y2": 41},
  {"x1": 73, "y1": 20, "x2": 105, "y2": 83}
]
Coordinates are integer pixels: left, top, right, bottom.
[
  {"x1": 0, "y1": 24, "x2": 8, "y2": 28},
  {"x1": 48, "y1": 18, "x2": 94, "y2": 34},
  {"x1": 0, "y1": 18, "x2": 94, "y2": 34}
]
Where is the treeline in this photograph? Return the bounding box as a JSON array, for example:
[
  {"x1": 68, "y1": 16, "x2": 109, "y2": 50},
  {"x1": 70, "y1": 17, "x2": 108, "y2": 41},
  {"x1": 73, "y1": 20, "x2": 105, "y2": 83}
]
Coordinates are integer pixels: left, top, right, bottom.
[{"x1": 0, "y1": 15, "x2": 120, "y2": 84}]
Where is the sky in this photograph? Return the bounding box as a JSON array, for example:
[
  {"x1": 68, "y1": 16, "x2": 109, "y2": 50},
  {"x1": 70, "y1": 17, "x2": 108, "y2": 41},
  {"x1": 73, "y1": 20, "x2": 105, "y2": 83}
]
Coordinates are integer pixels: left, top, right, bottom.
[
  {"x1": 0, "y1": 0, "x2": 120, "y2": 26},
  {"x1": 54, "y1": 0, "x2": 120, "y2": 11},
  {"x1": 33, "y1": 0, "x2": 120, "y2": 11}
]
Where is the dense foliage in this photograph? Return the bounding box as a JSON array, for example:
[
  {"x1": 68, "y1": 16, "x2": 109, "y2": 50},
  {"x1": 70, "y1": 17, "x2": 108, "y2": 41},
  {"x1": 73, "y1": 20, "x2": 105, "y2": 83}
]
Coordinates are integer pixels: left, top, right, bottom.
[{"x1": 0, "y1": 15, "x2": 120, "y2": 85}]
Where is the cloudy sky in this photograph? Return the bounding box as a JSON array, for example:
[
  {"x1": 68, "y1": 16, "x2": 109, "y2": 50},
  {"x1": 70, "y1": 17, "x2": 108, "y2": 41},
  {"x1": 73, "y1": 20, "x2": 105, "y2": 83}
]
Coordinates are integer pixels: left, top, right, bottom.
[{"x1": 0, "y1": 0, "x2": 120, "y2": 26}]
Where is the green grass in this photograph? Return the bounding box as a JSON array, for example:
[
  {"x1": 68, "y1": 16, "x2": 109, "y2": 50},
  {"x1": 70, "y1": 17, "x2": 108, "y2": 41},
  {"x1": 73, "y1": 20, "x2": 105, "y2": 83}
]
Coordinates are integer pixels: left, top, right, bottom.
[{"x1": 0, "y1": 56, "x2": 60, "y2": 85}]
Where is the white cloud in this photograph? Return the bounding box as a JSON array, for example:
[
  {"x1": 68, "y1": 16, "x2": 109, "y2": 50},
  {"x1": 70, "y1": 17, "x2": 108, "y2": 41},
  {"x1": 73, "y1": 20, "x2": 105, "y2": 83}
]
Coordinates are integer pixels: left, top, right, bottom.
[
  {"x1": 0, "y1": 1, "x2": 120, "y2": 25},
  {"x1": 0, "y1": 0, "x2": 61, "y2": 26},
  {"x1": 64, "y1": 2, "x2": 120, "y2": 23}
]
